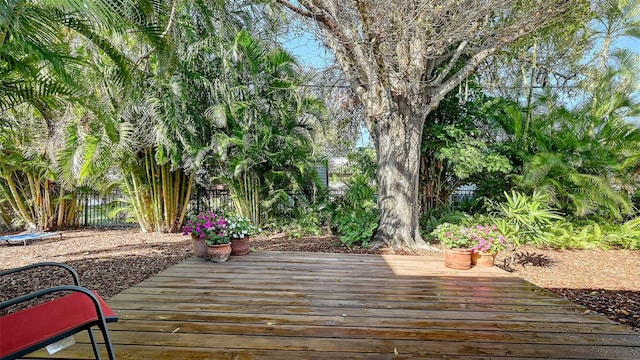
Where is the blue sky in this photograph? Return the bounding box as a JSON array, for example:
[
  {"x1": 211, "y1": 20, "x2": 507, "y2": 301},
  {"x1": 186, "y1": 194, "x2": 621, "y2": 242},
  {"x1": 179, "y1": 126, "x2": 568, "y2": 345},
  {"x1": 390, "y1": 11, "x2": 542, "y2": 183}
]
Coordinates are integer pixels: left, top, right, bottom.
[
  {"x1": 280, "y1": 31, "x2": 332, "y2": 69},
  {"x1": 616, "y1": 36, "x2": 640, "y2": 53}
]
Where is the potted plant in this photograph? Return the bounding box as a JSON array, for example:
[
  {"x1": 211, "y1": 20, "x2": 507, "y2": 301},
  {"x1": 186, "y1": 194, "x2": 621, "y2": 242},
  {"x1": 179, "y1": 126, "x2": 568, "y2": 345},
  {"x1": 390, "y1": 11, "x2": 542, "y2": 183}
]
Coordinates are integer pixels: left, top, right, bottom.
[
  {"x1": 183, "y1": 211, "x2": 232, "y2": 262},
  {"x1": 225, "y1": 214, "x2": 260, "y2": 256},
  {"x1": 432, "y1": 223, "x2": 473, "y2": 270},
  {"x1": 468, "y1": 225, "x2": 507, "y2": 266}
]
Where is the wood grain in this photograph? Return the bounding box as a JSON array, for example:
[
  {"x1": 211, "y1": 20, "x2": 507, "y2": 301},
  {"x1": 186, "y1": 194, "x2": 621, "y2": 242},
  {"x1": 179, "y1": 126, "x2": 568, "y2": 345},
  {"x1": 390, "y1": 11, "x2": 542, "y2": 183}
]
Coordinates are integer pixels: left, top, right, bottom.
[{"x1": 23, "y1": 251, "x2": 640, "y2": 359}]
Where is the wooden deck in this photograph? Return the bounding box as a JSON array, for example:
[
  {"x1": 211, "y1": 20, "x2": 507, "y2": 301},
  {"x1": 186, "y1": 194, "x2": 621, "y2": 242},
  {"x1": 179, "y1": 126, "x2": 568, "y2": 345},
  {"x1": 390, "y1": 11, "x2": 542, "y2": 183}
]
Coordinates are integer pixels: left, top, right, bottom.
[{"x1": 26, "y1": 251, "x2": 640, "y2": 359}]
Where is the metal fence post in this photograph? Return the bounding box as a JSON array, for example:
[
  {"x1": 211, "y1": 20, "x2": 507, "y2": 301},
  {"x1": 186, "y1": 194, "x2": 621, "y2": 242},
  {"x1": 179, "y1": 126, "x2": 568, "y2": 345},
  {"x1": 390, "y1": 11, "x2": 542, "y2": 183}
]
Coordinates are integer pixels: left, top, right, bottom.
[{"x1": 83, "y1": 193, "x2": 89, "y2": 227}]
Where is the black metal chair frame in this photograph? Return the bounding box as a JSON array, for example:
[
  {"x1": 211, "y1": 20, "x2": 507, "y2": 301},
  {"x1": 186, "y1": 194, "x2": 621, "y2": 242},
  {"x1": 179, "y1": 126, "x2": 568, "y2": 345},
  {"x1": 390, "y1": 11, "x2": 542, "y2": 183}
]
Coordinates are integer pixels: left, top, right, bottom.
[{"x1": 0, "y1": 262, "x2": 117, "y2": 360}]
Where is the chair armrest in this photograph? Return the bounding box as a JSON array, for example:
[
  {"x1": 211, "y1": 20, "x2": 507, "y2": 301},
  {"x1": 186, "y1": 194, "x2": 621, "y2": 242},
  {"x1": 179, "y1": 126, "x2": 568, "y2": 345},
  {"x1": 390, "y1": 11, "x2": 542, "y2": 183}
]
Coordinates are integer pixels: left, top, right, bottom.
[
  {"x1": 0, "y1": 285, "x2": 112, "y2": 324},
  {"x1": 0, "y1": 262, "x2": 80, "y2": 285}
]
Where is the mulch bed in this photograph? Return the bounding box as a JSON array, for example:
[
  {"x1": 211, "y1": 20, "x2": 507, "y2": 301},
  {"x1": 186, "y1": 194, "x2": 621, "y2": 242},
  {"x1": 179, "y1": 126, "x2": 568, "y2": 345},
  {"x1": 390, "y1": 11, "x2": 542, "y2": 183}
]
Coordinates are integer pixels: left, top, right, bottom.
[{"x1": 549, "y1": 289, "x2": 640, "y2": 331}]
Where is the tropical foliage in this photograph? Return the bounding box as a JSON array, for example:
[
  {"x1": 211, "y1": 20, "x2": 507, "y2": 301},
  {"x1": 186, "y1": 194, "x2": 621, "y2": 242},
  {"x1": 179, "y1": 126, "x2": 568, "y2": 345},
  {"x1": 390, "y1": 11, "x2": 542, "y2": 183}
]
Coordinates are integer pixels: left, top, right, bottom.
[
  {"x1": 331, "y1": 149, "x2": 379, "y2": 247},
  {"x1": 489, "y1": 191, "x2": 564, "y2": 247},
  {"x1": 420, "y1": 87, "x2": 512, "y2": 214},
  {"x1": 204, "y1": 30, "x2": 323, "y2": 225},
  {"x1": 1, "y1": 0, "x2": 640, "y2": 254},
  {"x1": 0, "y1": 108, "x2": 79, "y2": 230},
  {"x1": 0, "y1": 0, "x2": 147, "y2": 230}
]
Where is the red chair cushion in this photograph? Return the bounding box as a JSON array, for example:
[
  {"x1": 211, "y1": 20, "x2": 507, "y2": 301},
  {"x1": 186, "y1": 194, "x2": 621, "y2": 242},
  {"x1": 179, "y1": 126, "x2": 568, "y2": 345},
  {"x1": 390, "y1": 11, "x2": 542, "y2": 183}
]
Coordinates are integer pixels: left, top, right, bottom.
[{"x1": 0, "y1": 291, "x2": 116, "y2": 357}]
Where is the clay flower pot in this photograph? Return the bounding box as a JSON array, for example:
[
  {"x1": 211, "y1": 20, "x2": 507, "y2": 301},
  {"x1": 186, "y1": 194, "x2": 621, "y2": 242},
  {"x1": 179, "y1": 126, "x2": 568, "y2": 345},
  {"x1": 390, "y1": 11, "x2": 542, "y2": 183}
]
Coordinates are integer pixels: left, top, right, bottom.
[
  {"x1": 191, "y1": 234, "x2": 209, "y2": 258},
  {"x1": 230, "y1": 235, "x2": 250, "y2": 256},
  {"x1": 207, "y1": 243, "x2": 232, "y2": 263},
  {"x1": 443, "y1": 248, "x2": 472, "y2": 270},
  {"x1": 471, "y1": 251, "x2": 497, "y2": 267}
]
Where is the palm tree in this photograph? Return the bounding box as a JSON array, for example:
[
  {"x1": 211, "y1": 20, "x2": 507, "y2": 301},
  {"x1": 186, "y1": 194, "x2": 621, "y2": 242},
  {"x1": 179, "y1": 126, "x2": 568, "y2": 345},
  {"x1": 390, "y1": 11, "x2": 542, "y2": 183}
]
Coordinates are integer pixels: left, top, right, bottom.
[
  {"x1": 0, "y1": 105, "x2": 80, "y2": 230},
  {"x1": 56, "y1": 0, "x2": 259, "y2": 232},
  {"x1": 206, "y1": 30, "x2": 323, "y2": 225},
  {"x1": 499, "y1": 58, "x2": 640, "y2": 220},
  {"x1": 0, "y1": 0, "x2": 172, "y2": 230},
  {"x1": 516, "y1": 111, "x2": 639, "y2": 219},
  {"x1": 0, "y1": 0, "x2": 169, "y2": 112},
  {"x1": 591, "y1": 0, "x2": 640, "y2": 71}
]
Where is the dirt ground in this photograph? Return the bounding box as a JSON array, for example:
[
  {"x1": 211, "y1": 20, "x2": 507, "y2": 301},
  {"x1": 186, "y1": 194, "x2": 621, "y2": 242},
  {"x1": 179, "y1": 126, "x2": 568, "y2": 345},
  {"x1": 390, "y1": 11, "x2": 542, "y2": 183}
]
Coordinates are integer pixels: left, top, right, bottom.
[{"x1": 1, "y1": 229, "x2": 638, "y2": 332}]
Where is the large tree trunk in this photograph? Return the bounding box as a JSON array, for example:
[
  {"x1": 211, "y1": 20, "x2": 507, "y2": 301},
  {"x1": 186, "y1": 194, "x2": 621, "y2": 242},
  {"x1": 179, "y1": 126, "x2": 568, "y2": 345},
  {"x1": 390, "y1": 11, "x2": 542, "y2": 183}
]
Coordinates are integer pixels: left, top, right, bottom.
[{"x1": 369, "y1": 94, "x2": 430, "y2": 251}]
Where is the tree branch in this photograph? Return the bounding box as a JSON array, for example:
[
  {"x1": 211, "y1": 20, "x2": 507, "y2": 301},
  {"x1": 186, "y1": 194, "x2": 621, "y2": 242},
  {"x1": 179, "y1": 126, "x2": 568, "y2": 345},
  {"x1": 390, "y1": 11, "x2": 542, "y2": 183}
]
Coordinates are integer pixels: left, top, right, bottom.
[
  {"x1": 429, "y1": 40, "x2": 468, "y2": 86},
  {"x1": 355, "y1": 0, "x2": 387, "y2": 88},
  {"x1": 432, "y1": 46, "x2": 497, "y2": 109},
  {"x1": 274, "y1": 0, "x2": 372, "y2": 95},
  {"x1": 273, "y1": 0, "x2": 314, "y2": 18}
]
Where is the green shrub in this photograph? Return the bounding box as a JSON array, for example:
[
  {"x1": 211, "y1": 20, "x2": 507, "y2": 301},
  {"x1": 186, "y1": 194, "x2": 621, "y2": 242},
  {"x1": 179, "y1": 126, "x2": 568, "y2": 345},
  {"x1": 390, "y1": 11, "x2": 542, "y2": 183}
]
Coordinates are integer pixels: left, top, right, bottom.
[
  {"x1": 431, "y1": 223, "x2": 472, "y2": 248},
  {"x1": 333, "y1": 207, "x2": 379, "y2": 248},
  {"x1": 420, "y1": 206, "x2": 469, "y2": 240},
  {"x1": 543, "y1": 221, "x2": 604, "y2": 249},
  {"x1": 331, "y1": 170, "x2": 379, "y2": 248},
  {"x1": 522, "y1": 217, "x2": 640, "y2": 250},
  {"x1": 269, "y1": 203, "x2": 329, "y2": 238},
  {"x1": 603, "y1": 217, "x2": 640, "y2": 249},
  {"x1": 490, "y1": 190, "x2": 564, "y2": 246}
]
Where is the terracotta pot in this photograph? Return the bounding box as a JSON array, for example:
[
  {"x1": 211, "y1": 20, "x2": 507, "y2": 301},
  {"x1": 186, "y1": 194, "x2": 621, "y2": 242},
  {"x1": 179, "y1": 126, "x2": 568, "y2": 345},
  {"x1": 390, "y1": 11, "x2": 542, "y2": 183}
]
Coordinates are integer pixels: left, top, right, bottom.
[
  {"x1": 230, "y1": 235, "x2": 250, "y2": 256},
  {"x1": 190, "y1": 234, "x2": 209, "y2": 258},
  {"x1": 471, "y1": 251, "x2": 497, "y2": 267},
  {"x1": 207, "y1": 243, "x2": 232, "y2": 263},
  {"x1": 443, "y1": 248, "x2": 472, "y2": 270}
]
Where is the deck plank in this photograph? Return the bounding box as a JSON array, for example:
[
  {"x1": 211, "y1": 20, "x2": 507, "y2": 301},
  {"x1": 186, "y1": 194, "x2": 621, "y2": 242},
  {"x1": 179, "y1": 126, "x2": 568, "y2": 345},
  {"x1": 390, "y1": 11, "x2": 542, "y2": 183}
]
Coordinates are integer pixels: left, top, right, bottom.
[{"x1": 22, "y1": 251, "x2": 640, "y2": 359}]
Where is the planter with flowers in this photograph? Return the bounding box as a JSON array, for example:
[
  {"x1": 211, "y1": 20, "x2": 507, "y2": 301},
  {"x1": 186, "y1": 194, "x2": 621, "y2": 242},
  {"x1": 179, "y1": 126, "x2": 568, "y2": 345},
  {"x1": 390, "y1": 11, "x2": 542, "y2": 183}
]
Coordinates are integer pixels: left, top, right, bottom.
[
  {"x1": 225, "y1": 214, "x2": 260, "y2": 256},
  {"x1": 432, "y1": 223, "x2": 473, "y2": 270},
  {"x1": 183, "y1": 211, "x2": 231, "y2": 262},
  {"x1": 469, "y1": 225, "x2": 507, "y2": 267}
]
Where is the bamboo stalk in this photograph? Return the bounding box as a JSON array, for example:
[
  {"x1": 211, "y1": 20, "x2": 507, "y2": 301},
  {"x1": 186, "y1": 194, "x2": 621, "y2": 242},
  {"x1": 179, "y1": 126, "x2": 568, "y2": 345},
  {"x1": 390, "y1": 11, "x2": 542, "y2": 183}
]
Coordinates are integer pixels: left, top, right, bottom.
[
  {"x1": 66, "y1": 191, "x2": 78, "y2": 227},
  {"x1": 0, "y1": 182, "x2": 21, "y2": 224},
  {"x1": 126, "y1": 173, "x2": 149, "y2": 232},
  {"x1": 166, "y1": 165, "x2": 173, "y2": 232},
  {"x1": 43, "y1": 180, "x2": 51, "y2": 230},
  {"x1": 57, "y1": 187, "x2": 65, "y2": 228},
  {"x1": 161, "y1": 162, "x2": 169, "y2": 232},
  {"x1": 146, "y1": 150, "x2": 159, "y2": 232},
  {"x1": 251, "y1": 174, "x2": 260, "y2": 225},
  {"x1": 177, "y1": 174, "x2": 193, "y2": 229},
  {"x1": 0, "y1": 205, "x2": 11, "y2": 227},
  {"x1": 167, "y1": 169, "x2": 180, "y2": 232},
  {"x1": 152, "y1": 156, "x2": 161, "y2": 232},
  {"x1": 3, "y1": 168, "x2": 36, "y2": 229},
  {"x1": 27, "y1": 173, "x2": 39, "y2": 226}
]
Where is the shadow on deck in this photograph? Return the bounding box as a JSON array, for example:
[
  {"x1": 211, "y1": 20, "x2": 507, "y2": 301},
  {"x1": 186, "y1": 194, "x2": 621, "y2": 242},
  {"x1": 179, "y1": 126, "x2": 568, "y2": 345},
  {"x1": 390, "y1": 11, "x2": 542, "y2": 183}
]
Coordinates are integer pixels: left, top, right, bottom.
[{"x1": 25, "y1": 251, "x2": 640, "y2": 359}]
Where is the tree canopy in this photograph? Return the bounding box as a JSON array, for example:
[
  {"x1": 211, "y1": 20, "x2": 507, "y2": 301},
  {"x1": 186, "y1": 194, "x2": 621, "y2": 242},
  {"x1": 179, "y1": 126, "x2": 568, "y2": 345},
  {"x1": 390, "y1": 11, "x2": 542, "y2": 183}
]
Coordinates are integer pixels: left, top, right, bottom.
[{"x1": 273, "y1": 0, "x2": 589, "y2": 250}]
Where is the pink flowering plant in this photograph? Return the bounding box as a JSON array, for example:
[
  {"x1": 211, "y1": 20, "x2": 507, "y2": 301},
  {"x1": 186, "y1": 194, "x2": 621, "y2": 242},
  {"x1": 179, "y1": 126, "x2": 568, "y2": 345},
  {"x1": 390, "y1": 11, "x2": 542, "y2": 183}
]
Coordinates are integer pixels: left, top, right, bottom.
[
  {"x1": 432, "y1": 223, "x2": 507, "y2": 253},
  {"x1": 182, "y1": 211, "x2": 230, "y2": 245},
  {"x1": 432, "y1": 223, "x2": 472, "y2": 249},
  {"x1": 468, "y1": 225, "x2": 507, "y2": 254}
]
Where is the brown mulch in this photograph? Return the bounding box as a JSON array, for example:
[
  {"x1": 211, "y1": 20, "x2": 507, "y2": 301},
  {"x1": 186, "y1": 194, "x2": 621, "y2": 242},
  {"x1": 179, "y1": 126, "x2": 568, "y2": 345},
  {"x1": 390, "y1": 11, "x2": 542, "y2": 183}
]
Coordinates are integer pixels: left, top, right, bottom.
[
  {"x1": 1, "y1": 229, "x2": 638, "y2": 332},
  {"x1": 494, "y1": 247, "x2": 640, "y2": 332}
]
